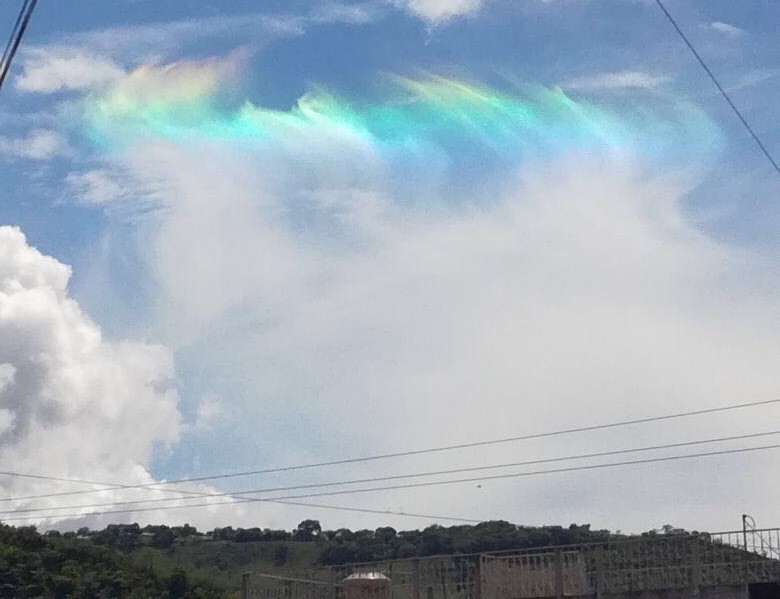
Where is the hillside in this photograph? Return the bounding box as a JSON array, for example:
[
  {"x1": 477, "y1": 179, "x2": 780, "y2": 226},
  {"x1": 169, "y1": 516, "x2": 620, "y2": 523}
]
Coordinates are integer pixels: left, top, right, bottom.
[
  {"x1": 7, "y1": 520, "x2": 726, "y2": 596},
  {"x1": 57, "y1": 520, "x2": 611, "y2": 593},
  {"x1": 0, "y1": 524, "x2": 229, "y2": 598}
]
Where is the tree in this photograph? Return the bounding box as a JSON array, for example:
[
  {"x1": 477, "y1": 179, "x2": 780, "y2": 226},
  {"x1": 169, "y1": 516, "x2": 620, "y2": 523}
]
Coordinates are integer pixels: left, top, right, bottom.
[
  {"x1": 273, "y1": 544, "x2": 290, "y2": 566},
  {"x1": 235, "y1": 528, "x2": 264, "y2": 543},
  {"x1": 151, "y1": 527, "x2": 175, "y2": 550},
  {"x1": 294, "y1": 520, "x2": 322, "y2": 541},
  {"x1": 0, "y1": 523, "x2": 225, "y2": 597},
  {"x1": 168, "y1": 568, "x2": 189, "y2": 598},
  {"x1": 172, "y1": 523, "x2": 198, "y2": 538},
  {"x1": 419, "y1": 525, "x2": 454, "y2": 556},
  {"x1": 333, "y1": 528, "x2": 354, "y2": 541},
  {"x1": 375, "y1": 527, "x2": 397, "y2": 544}
]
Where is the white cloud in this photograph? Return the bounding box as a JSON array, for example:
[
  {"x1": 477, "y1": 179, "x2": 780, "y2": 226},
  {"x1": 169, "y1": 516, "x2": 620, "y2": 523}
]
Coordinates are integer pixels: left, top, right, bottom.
[
  {"x1": 0, "y1": 363, "x2": 14, "y2": 392},
  {"x1": 706, "y1": 21, "x2": 745, "y2": 38},
  {"x1": 403, "y1": 0, "x2": 484, "y2": 23},
  {"x1": 66, "y1": 169, "x2": 132, "y2": 205},
  {"x1": 0, "y1": 129, "x2": 69, "y2": 160},
  {"x1": 724, "y1": 69, "x2": 777, "y2": 93},
  {"x1": 82, "y1": 13, "x2": 304, "y2": 56},
  {"x1": 17, "y1": 5, "x2": 383, "y2": 81},
  {"x1": 563, "y1": 70, "x2": 670, "y2": 91},
  {"x1": 15, "y1": 50, "x2": 124, "y2": 93},
  {"x1": 190, "y1": 395, "x2": 224, "y2": 432},
  {"x1": 312, "y1": 2, "x2": 382, "y2": 24},
  {"x1": 0, "y1": 226, "x2": 180, "y2": 522},
  {"x1": 0, "y1": 226, "x2": 314, "y2": 531},
  {"x1": 72, "y1": 60, "x2": 780, "y2": 533}
]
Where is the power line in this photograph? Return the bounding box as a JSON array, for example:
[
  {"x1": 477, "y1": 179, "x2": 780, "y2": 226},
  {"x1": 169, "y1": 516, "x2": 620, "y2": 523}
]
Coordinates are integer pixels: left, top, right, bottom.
[
  {"x1": 651, "y1": 0, "x2": 780, "y2": 175},
  {"x1": 1, "y1": 497, "x2": 481, "y2": 525},
  {"x1": 267, "y1": 444, "x2": 780, "y2": 502},
  {"x1": 5, "y1": 430, "x2": 776, "y2": 515},
  {"x1": 0, "y1": 470, "x2": 482, "y2": 525},
  {"x1": 0, "y1": 1, "x2": 28, "y2": 73},
  {"x1": 266, "y1": 501, "x2": 480, "y2": 524},
  {"x1": 0, "y1": 0, "x2": 39, "y2": 90},
  {"x1": 0, "y1": 471, "x2": 206, "y2": 502},
  {"x1": 5, "y1": 443, "x2": 778, "y2": 523},
  {"x1": 3, "y1": 397, "x2": 777, "y2": 503}
]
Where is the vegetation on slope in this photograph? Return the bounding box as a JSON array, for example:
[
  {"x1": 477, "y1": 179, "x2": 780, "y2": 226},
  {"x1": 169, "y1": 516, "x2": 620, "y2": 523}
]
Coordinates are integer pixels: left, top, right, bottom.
[
  {"x1": 2, "y1": 519, "x2": 704, "y2": 596},
  {"x1": 0, "y1": 524, "x2": 229, "y2": 598}
]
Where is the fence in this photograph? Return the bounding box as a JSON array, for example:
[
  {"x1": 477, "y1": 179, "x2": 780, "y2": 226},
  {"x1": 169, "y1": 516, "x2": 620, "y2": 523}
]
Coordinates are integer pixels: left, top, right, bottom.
[
  {"x1": 242, "y1": 574, "x2": 332, "y2": 599},
  {"x1": 708, "y1": 528, "x2": 780, "y2": 561},
  {"x1": 243, "y1": 528, "x2": 780, "y2": 599}
]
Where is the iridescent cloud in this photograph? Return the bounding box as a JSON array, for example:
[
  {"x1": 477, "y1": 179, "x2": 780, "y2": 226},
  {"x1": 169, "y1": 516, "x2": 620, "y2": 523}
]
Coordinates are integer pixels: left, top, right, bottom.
[{"x1": 85, "y1": 55, "x2": 721, "y2": 168}]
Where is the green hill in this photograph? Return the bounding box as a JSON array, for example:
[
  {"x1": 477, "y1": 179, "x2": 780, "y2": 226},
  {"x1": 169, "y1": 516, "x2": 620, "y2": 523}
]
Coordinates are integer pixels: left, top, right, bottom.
[
  {"x1": 1, "y1": 519, "x2": 669, "y2": 597},
  {"x1": 0, "y1": 524, "x2": 229, "y2": 598}
]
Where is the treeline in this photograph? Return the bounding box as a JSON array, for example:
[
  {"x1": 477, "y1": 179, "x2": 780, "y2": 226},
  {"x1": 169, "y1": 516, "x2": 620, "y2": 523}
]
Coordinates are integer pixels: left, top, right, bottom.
[
  {"x1": 64, "y1": 519, "x2": 613, "y2": 565},
  {"x1": 316, "y1": 521, "x2": 610, "y2": 564},
  {"x1": 0, "y1": 524, "x2": 227, "y2": 598}
]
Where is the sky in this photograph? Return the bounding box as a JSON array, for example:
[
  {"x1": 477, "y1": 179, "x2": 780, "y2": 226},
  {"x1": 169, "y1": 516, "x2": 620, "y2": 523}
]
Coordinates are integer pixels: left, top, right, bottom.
[{"x1": 0, "y1": 0, "x2": 778, "y2": 535}]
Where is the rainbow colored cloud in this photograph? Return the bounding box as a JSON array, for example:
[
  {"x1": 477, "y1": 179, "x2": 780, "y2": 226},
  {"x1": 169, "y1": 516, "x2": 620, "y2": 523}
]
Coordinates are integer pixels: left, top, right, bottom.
[{"x1": 84, "y1": 55, "x2": 721, "y2": 170}]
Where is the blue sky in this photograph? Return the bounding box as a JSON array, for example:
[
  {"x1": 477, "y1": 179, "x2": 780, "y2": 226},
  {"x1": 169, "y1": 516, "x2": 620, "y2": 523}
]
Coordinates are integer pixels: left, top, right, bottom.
[
  {"x1": 0, "y1": 0, "x2": 778, "y2": 532},
  {"x1": 2, "y1": 1, "x2": 778, "y2": 259}
]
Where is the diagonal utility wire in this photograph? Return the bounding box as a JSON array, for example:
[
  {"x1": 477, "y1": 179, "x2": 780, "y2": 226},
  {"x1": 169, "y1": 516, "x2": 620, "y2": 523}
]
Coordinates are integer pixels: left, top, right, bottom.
[
  {"x1": 4, "y1": 443, "x2": 780, "y2": 522},
  {"x1": 4, "y1": 430, "x2": 777, "y2": 515},
  {"x1": 1, "y1": 397, "x2": 778, "y2": 503},
  {"x1": 0, "y1": 0, "x2": 39, "y2": 90},
  {"x1": 652, "y1": 0, "x2": 779, "y2": 175},
  {"x1": 0, "y1": 1, "x2": 28, "y2": 72}
]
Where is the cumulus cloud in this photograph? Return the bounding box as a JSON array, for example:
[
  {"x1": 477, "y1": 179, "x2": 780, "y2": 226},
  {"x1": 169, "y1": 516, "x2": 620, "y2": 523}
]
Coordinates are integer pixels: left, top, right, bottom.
[
  {"x1": 0, "y1": 226, "x2": 317, "y2": 531},
  {"x1": 0, "y1": 129, "x2": 69, "y2": 160},
  {"x1": 0, "y1": 227, "x2": 180, "y2": 522},
  {"x1": 71, "y1": 57, "x2": 780, "y2": 533},
  {"x1": 403, "y1": 0, "x2": 484, "y2": 23},
  {"x1": 15, "y1": 50, "x2": 124, "y2": 93},
  {"x1": 562, "y1": 70, "x2": 670, "y2": 91}
]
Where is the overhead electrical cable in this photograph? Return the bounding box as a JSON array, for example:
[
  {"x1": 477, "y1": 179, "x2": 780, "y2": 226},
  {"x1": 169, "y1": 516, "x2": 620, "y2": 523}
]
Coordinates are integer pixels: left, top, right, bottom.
[
  {"x1": 4, "y1": 430, "x2": 776, "y2": 515},
  {"x1": 264, "y1": 501, "x2": 481, "y2": 523},
  {"x1": 0, "y1": 0, "x2": 39, "y2": 90},
  {"x1": 0, "y1": 1, "x2": 28, "y2": 74},
  {"x1": 0, "y1": 499, "x2": 482, "y2": 524},
  {"x1": 5, "y1": 443, "x2": 779, "y2": 523},
  {"x1": 122, "y1": 497, "x2": 476, "y2": 524},
  {"x1": 0, "y1": 475, "x2": 481, "y2": 524},
  {"x1": 2, "y1": 397, "x2": 777, "y2": 503},
  {"x1": 651, "y1": 0, "x2": 780, "y2": 175}
]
